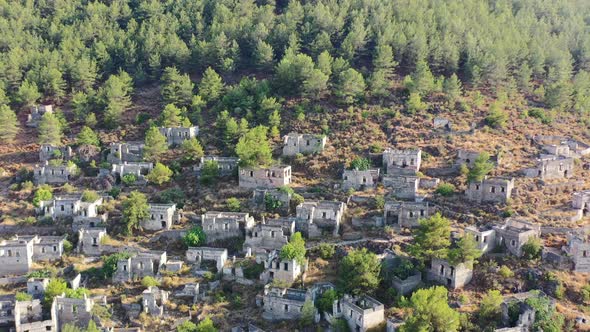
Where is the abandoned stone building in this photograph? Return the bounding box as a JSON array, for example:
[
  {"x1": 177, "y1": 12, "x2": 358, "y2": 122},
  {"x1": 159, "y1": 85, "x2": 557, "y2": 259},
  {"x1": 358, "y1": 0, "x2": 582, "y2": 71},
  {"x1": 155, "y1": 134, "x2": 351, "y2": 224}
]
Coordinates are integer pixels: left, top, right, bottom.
[
  {"x1": 77, "y1": 228, "x2": 107, "y2": 256},
  {"x1": 251, "y1": 188, "x2": 292, "y2": 214},
  {"x1": 260, "y1": 250, "x2": 304, "y2": 285},
  {"x1": 14, "y1": 299, "x2": 56, "y2": 332},
  {"x1": 27, "y1": 278, "x2": 49, "y2": 299},
  {"x1": 382, "y1": 175, "x2": 419, "y2": 199},
  {"x1": 142, "y1": 286, "x2": 169, "y2": 316},
  {"x1": 342, "y1": 169, "x2": 380, "y2": 190},
  {"x1": 0, "y1": 237, "x2": 35, "y2": 276},
  {"x1": 427, "y1": 258, "x2": 473, "y2": 289},
  {"x1": 383, "y1": 200, "x2": 431, "y2": 228},
  {"x1": 195, "y1": 156, "x2": 240, "y2": 176},
  {"x1": 532, "y1": 135, "x2": 590, "y2": 158},
  {"x1": 544, "y1": 228, "x2": 590, "y2": 272},
  {"x1": 33, "y1": 161, "x2": 76, "y2": 185},
  {"x1": 112, "y1": 251, "x2": 167, "y2": 283},
  {"x1": 465, "y1": 177, "x2": 514, "y2": 203},
  {"x1": 465, "y1": 226, "x2": 497, "y2": 254},
  {"x1": 524, "y1": 156, "x2": 574, "y2": 180},
  {"x1": 433, "y1": 117, "x2": 452, "y2": 131},
  {"x1": 141, "y1": 203, "x2": 179, "y2": 231},
  {"x1": 26, "y1": 104, "x2": 53, "y2": 127},
  {"x1": 282, "y1": 133, "x2": 327, "y2": 156},
  {"x1": 38, "y1": 193, "x2": 103, "y2": 220},
  {"x1": 244, "y1": 218, "x2": 295, "y2": 253},
  {"x1": 572, "y1": 190, "x2": 590, "y2": 217},
  {"x1": 332, "y1": 295, "x2": 385, "y2": 332},
  {"x1": 39, "y1": 144, "x2": 73, "y2": 162},
  {"x1": 0, "y1": 295, "x2": 15, "y2": 328},
  {"x1": 106, "y1": 142, "x2": 145, "y2": 164},
  {"x1": 186, "y1": 247, "x2": 228, "y2": 271},
  {"x1": 382, "y1": 148, "x2": 421, "y2": 175},
  {"x1": 295, "y1": 201, "x2": 346, "y2": 238},
  {"x1": 159, "y1": 126, "x2": 199, "y2": 146},
  {"x1": 201, "y1": 211, "x2": 255, "y2": 243},
  {"x1": 239, "y1": 165, "x2": 292, "y2": 189},
  {"x1": 494, "y1": 218, "x2": 541, "y2": 257},
  {"x1": 261, "y1": 286, "x2": 312, "y2": 321},
  {"x1": 455, "y1": 149, "x2": 500, "y2": 167},
  {"x1": 498, "y1": 291, "x2": 550, "y2": 331},
  {"x1": 54, "y1": 294, "x2": 96, "y2": 331},
  {"x1": 19, "y1": 235, "x2": 65, "y2": 261},
  {"x1": 111, "y1": 162, "x2": 154, "y2": 180}
]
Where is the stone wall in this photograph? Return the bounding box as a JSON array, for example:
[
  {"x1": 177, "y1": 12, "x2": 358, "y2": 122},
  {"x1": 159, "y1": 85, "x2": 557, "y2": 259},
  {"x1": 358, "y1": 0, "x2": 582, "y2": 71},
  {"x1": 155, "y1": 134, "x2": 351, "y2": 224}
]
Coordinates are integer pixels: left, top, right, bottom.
[{"x1": 239, "y1": 166, "x2": 292, "y2": 189}]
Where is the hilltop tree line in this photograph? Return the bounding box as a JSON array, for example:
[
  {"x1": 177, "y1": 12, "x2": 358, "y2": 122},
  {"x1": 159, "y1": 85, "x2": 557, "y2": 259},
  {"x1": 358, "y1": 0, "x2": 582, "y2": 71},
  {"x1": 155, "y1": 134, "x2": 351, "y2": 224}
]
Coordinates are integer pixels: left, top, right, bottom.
[{"x1": 0, "y1": 0, "x2": 589, "y2": 122}]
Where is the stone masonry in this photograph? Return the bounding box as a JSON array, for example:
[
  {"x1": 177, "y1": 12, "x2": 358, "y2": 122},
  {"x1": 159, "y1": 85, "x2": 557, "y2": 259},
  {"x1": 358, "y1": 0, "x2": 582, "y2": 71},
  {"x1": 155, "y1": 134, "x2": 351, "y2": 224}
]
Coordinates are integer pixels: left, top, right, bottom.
[
  {"x1": 186, "y1": 247, "x2": 228, "y2": 271},
  {"x1": 142, "y1": 203, "x2": 179, "y2": 231},
  {"x1": 382, "y1": 175, "x2": 419, "y2": 199},
  {"x1": 383, "y1": 148, "x2": 421, "y2": 175},
  {"x1": 332, "y1": 295, "x2": 385, "y2": 332},
  {"x1": 196, "y1": 156, "x2": 240, "y2": 176},
  {"x1": 201, "y1": 211, "x2": 255, "y2": 243},
  {"x1": 282, "y1": 133, "x2": 327, "y2": 156},
  {"x1": 465, "y1": 177, "x2": 514, "y2": 203},
  {"x1": 106, "y1": 142, "x2": 145, "y2": 164},
  {"x1": 427, "y1": 258, "x2": 473, "y2": 289},
  {"x1": 159, "y1": 126, "x2": 199, "y2": 146},
  {"x1": 39, "y1": 144, "x2": 73, "y2": 162},
  {"x1": 142, "y1": 286, "x2": 168, "y2": 316},
  {"x1": 239, "y1": 166, "x2": 292, "y2": 189},
  {"x1": 26, "y1": 105, "x2": 53, "y2": 128},
  {"x1": 342, "y1": 169, "x2": 380, "y2": 190},
  {"x1": 524, "y1": 156, "x2": 574, "y2": 180},
  {"x1": 0, "y1": 237, "x2": 35, "y2": 276},
  {"x1": 14, "y1": 299, "x2": 55, "y2": 332},
  {"x1": 33, "y1": 161, "x2": 76, "y2": 185},
  {"x1": 295, "y1": 201, "x2": 346, "y2": 238},
  {"x1": 113, "y1": 251, "x2": 167, "y2": 283},
  {"x1": 244, "y1": 218, "x2": 295, "y2": 252},
  {"x1": 260, "y1": 251, "x2": 304, "y2": 285},
  {"x1": 465, "y1": 226, "x2": 497, "y2": 254},
  {"x1": 77, "y1": 228, "x2": 107, "y2": 256},
  {"x1": 383, "y1": 200, "x2": 430, "y2": 228},
  {"x1": 494, "y1": 218, "x2": 541, "y2": 257}
]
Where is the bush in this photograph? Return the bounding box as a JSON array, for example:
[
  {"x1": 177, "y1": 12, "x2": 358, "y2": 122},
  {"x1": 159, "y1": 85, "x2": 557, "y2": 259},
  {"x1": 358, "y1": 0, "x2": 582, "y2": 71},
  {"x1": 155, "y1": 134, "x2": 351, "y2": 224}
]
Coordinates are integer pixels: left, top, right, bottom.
[
  {"x1": 264, "y1": 194, "x2": 282, "y2": 211},
  {"x1": 581, "y1": 284, "x2": 590, "y2": 302},
  {"x1": 226, "y1": 197, "x2": 241, "y2": 212},
  {"x1": 183, "y1": 227, "x2": 206, "y2": 247},
  {"x1": 15, "y1": 292, "x2": 33, "y2": 301},
  {"x1": 121, "y1": 173, "x2": 137, "y2": 185},
  {"x1": 155, "y1": 188, "x2": 186, "y2": 208},
  {"x1": 81, "y1": 190, "x2": 100, "y2": 202},
  {"x1": 350, "y1": 157, "x2": 371, "y2": 171},
  {"x1": 317, "y1": 243, "x2": 336, "y2": 259},
  {"x1": 141, "y1": 276, "x2": 161, "y2": 288},
  {"x1": 521, "y1": 237, "x2": 542, "y2": 260},
  {"x1": 435, "y1": 183, "x2": 456, "y2": 196},
  {"x1": 527, "y1": 108, "x2": 552, "y2": 124},
  {"x1": 375, "y1": 195, "x2": 385, "y2": 209},
  {"x1": 63, "y1": 239, "x2": 73, "y2": 253},
  {"x1": 32, "y1": 185, "x2": 53, "y2": 207},
  {"x1": 146, "y1": 162, "x2": 173, "y2": 185},
  {"x1": 485, "y1": 104, "x2": 508, "y2": 129},
  {"x1": 498, "y1": 265, "x2": 514, "y2": 278}
]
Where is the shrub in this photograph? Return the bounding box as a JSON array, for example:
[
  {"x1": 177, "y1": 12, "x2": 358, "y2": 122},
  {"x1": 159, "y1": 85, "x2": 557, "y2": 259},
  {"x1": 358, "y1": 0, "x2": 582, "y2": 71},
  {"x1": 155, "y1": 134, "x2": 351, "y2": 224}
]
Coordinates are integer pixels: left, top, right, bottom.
[
  {"x1": 498, "y1": 265, "x2": 514, "y2": 278},
  {"x1": 485, "y1": 103, "x2": 508, "y2": 129},
  {"x1": 435, "y1": 183, "x2": 456, "y2": 196},
  {"x1": 317, "y1": 243, "x2": 336, "y2": 259},
  {"x1": 121, "y1": 173, "x2": 137, "y2": 185},
  {"x1": 375, "y1": 195, "x2": 385, "y2": 209},
  {"x1": 226, "y1": 197, "x2": 241, "y2": 212},
  {"x1": 264, "y1": 194, "x2": 282, "y2": 211},
  {"x1": 141, "y1": 276, "x2": 161, "y2": 288},
  {"x1": 183, "y1": 227, "x2": 206, "y2": 247},
  {"x1": 155, "y1": 188, "x2": 186, "y2": 208},
  {"x1": 527, "y1": 108, "x2": 552, "y2": 124},
  {"x1": 581, "y1": 284, "x2": 590, "y2": 302},
  {"x1": 521, "y1": 237, "x2": 542, "y2": 260},
  {"x1": 15, "y1": 292, "x2": 33, "y2": 301},
  {"x1": 81, "y1": 190, "x2": 100, "y2": 202},
  {"x1": 146, "y1": 162, "x2": 173, "y2": 185},
  {"x1": 63, "y1": 239, "x2": 73, "y2": 253},
  {"x1": 350, "y1": 157, "x2": 371, "y2": 171},
  {"x1": 32, "y1": 185, "x2": 53, "y2": 207}
]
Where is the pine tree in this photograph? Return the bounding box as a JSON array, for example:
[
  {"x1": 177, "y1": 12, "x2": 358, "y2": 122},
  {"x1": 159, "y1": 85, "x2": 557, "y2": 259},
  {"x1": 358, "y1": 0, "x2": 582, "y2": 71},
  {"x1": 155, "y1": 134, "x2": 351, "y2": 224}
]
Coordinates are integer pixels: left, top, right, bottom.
[
  {"x1": 443, "y1": 74, "x2": 462, "y2": 103},
  {"x1": 255, "y1": 40, "x2": 274, "y2": 68},
  {"x1": 160, "y1": 104, "x2": 184, "y2": 127},
  {"x1": 303, "y1": 69, "x2": 329, "y2": 99},
  {"x1": 76, "y1": 126, "x2": 100, "y2": 147},
  {"x1": 143, "y1": 127, "x2": 168, "y2": 161},
  {"x1": 17, "y1": 80, "x2": 41, "y2": 107},
  {"x1": 235, "y1": 126, "x2": 272, "y2": 166},
  {"x1": 181, "y1": 137, "x2": 204, "y2": 163},
  {"x1": 0, "y1": 105, "x2": 19, "y2": 143},
  {"x1": 198, "y1": 67, "x2": 224, "y2": 103},
  {"x1": 38, "y1": 112, "x2": 62, "y2": 145},
  {"x1": 146, "y1": 162, "x2": 173, "y2": 185},
  {"x1": 121, "y1": 191, "x2": 149, "y2": 234},
  {"x1": 161, "y1": 67, "x2": 194, "y2": 107},
  {"x1": 411, "y1": 60, "x2": 435, "y2": 96},
  {"x1": 335, "y1": 68, "x2": 365, "y2": 104}
]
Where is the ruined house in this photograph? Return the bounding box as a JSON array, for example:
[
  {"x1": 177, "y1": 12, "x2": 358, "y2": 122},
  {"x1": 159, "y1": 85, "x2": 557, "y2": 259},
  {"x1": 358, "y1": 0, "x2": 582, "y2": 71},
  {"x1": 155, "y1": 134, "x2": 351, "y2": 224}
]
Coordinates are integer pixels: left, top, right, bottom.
[
  {"x1": 433, "y1": 117, "x2": 452, "y2": 131},
  {"x1": 544, "y1": 228, "x2": 590, "y2": 272},
  {"x1": 244, "y1": 218, "x2": 295, "y2": 253},
  {"x1": 498, "y1": 291, "x2": 550, "y2": 332},
  {"x1": 186, "y1": 247, "x2": 228, "y2": 271},
  {"x1": 524, "y1": 156, "x2": 574, "y2": 180},
  {"x1": 27, "y1": 278, "x2": 49, "y2": 299},
  {"x1": 295, "y1": 201, "x2": 346, "y2": 238},
  {"x1": 19, "y1": 235, "x2": 65, "y2": 261},
  {"x1": 383, "y1": 200, "x2": 430, "y2": 228},
  {"x1": 282, "y1": 133, "x2": 327, "y2": 156},
  {"x1": 159, "y1": 126, "x2": 199, "y2": 146},
  {"x1": 572, "y1": 190, "x2": 590, "y2": 218},
  {"x1": 77, "y1": 228, "x2": 107, "y2": 256},
  {"x1": 14, "y1": 299, "x2": 56, "y2": 332},
  {"x1": 427, "y1": 258, "x2": 473, "y2": 289},
  {"x1": 261, "y1": 286, "x2": 311, "y2": 321},
  {"x1": 142, "y1": 203, "x2": 179, "y2": 231},
  {"x1": 239, "y1": 166, "x2": 292, "y2": 189},
  {"x1": 26, "y1": 104, "x2": 53, "y2": 128},
  {"x1": 332, "y1": 295, "x2": 385, "y2": 332},
  {"x1": 106, "y1": 142, "x2": 145, "y2": 164},
  {"x1": 142, "y1": 287, "x2": 169, "y2": 316},
  {"x1": 38, "y1": 194, "x2": 103, "y2": 221},
  {"x1": 465, "y1": 177, "x2": 514, "y2": 203},
  {"x1": 0, "y1": 295, "x2": 15, "y2": 328},
  {"x1": 260, "y1": 250, "x2": 304, "y2": 285},
  {"x1": 111, "y1": 162, "x2": 154, "y2": 181},
  {"x1": 382, "y1": 148, "x2": 422, "y2": 175},
  {"x1": 112, "y1": 251, "x2": 167, "y2": 283},
  {"x1": 382, "y1": 175, "x2": 419, "y2": 199},
  {"x1": 465, "y1": 226, "x2": 497, "y2": 254},
  {"x1": 342, "y1": 169, "x2": 380, "y2": 190},
  {"x1": 195, "y1": 156, "x2": 240, "y2": 176},
  {"x1": 54, "y1": 294, "x2": 96, "y2": 330},
  {"x1": 251, "y1": 188, "x2": 292, "y2": 214},
  {"x1": 33, "y1": 161, "x2": 76, "y2": 185},
  {"x1": 201, "y1": 211, "x2": 255, "y2": 243},
  {"x1": 0, "y1": 237, "x2": 35, "y2": 276},
  {"x1": 532, "y1": 135, "x2": 590, "y2": 158},
  {"x1": 494, "y1": 218, "x2": 541, "y2": 257},
  {"x1": 455, "y1": 149, "x2": 500, "y2": 167},
  {"x1": 39, "y1": 144, "x2": 73, "y2": 162}
]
